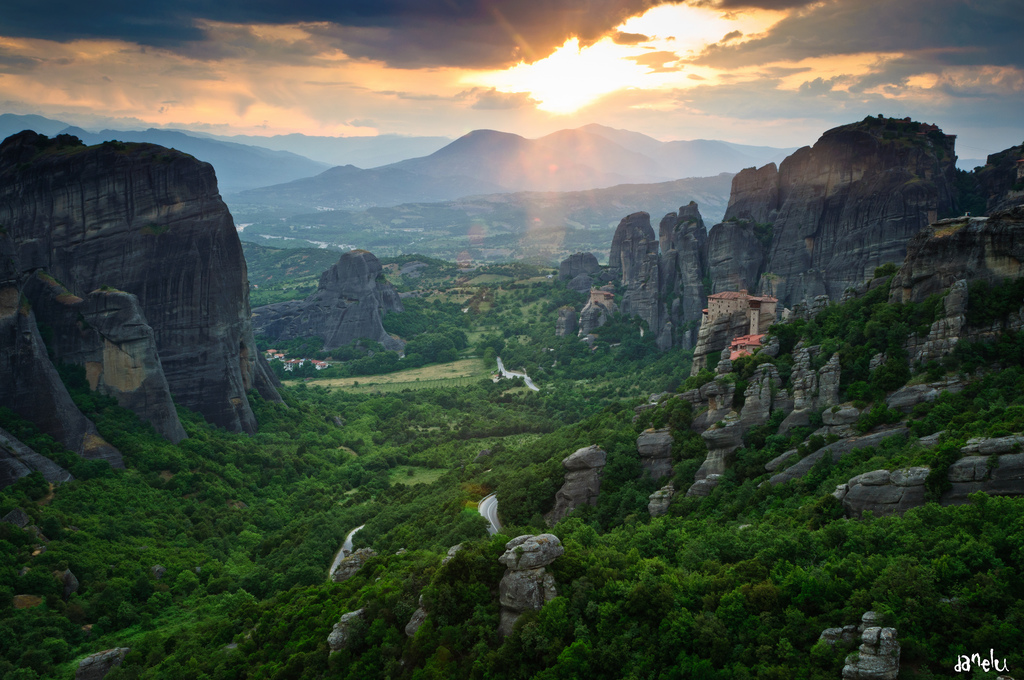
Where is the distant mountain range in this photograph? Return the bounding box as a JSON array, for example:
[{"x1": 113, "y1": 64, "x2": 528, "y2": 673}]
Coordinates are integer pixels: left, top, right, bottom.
[{"x1": 228, "y1": 124, "x2": 797, "y2": 212}]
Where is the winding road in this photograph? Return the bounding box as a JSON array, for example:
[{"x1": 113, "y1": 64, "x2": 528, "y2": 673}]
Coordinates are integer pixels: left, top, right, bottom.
[
  {"x1": 495, "y1": 357, "x2": 539, "y2": 391},
  {"x1": 328, "y1": 524, "x2": 364, "y2": 579},
  {"x1": 477, "y1": 494, "x2": 502, "y2": 535}
]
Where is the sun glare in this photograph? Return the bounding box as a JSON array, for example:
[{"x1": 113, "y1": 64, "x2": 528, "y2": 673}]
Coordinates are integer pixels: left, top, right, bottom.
[{"x1": 467, "y1": 4, "x2": 783, "y2": 115}]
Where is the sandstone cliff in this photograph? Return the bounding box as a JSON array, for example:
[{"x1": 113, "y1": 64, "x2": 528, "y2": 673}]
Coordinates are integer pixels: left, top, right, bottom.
[
  {"x1": 889, "y1": 206, "x2": 1024, "y2": 304},
  {"x1": 0, "y1": 131, "x2": 281, "y2": 436},
  {"x1": 755, "y1": 117, "x2": 957, "y2": 307},
  {"x1": 0, "y1": 231, "x2": 123, "y2": 470},
  {"x1": 973, "y1": 144, "x2": 1024, "y2": 214},
  {"x1": 252, "y1": 249, "x2": 404, "y2": 352}
]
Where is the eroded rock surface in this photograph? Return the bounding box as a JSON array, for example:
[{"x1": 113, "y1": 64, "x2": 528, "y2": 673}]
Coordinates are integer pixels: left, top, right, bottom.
[
  {"x1": 637, "y1": 428, "x2": 674, "y2": 481},
  {"x1": 545, "y1": 446, "x2": 606, "y2": 524},
  {"x1": 0, "y1": 425, "x2": 72, "y2": 489},
  {"x1": 328, "y1": 610, "x2": 365, "y2": 652},
  {"x1": 556, "y1": 306, "x2": 578, "y2": 337},
  {"x1": 0, "y1": 131, "x2": 281, "y2": 435},
  {"x1": 254, "y1": 249, "x2": 403, "y2": 352},
  {"x1": 75, "y1": 647, "x2": 129, "y2": 680},
  {"x1": 331, "y1": 547, "x2": 377, "y2": 583},
  {"x1": 648, "y1": 483, "x2": 675, "y2": 517},
  {"x1": 842, "y1": 614, "x2": 900, "y2": 680},
  {"x1": 497, "y1": 534, "x2": 562, "y2": 636},
  {"x1": 558, "y1": 252, "x2": 601, "y2": 281}
]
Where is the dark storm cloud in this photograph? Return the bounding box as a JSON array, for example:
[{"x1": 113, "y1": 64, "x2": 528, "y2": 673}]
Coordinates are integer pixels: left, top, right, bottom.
[
  {"x1": 692, "y1": 0, "x2": 1024, "y2": 71},
  {"x1": 0, "y1": 0, "x2": 678, "y2": 68}
]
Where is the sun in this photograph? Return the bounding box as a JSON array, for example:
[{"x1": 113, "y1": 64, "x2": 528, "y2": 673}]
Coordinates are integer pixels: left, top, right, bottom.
[{"x1": 465, "y1": 4, "x2": 783, "y2": 115}]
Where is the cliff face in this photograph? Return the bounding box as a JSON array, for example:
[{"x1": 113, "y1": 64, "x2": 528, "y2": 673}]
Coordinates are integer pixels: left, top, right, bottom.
[
  {"x1": 723, "y1": 163, "x2": 779, "y2": 224},
  {"x1": 705, "y1": 221, "x2": 765, "y2": 295},
  {"x1": 889, "y1": 206, "x2": 1024, "y2": 304},
  {"x1": 659, "y1": 202, "x2": 708, "y2": 340},
  {"x1": 609, "y1": 212, "x2": 662, "y2": 334},
  {"x1": 756, "y1": 119, "x2": 958, "y2": 306},
  {"x1": 974, "y1": 144, "x2": 1024, "y2": 214},
  {"x1": 0, "y1": 131, "x2": 281, "y2": 436},
  {"x1": 0, "y1": 232, "x2": 123, "y2": 469},
  {"x1": 253, "y1": 249, "x2": 404, "y2": 352}
]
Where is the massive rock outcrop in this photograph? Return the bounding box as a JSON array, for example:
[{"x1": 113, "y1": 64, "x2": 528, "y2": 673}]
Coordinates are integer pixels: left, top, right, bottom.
[
  {"x1": 0, "y1": 131, "x2": 281, "y2": 436},
  {"x1": 724, "y1": 163, "x2": 780, "y2": 224},
  {"x1": 889, "y1": 207, "x2": 1024, "y2": 304},
  {"x1": 658, "y1": 203, "x2": 709, "y2": 346},
  {"x1": 610, "y1": 212, "x2": 662, "y2": 335},
  {"x1": 75, "y1": 647, "x2": 129, "y2": 680},
  {"x1": 558, "y1": 252, "x2": 601, "y2": 281},
  {"x1": 705, "y1": 221, "x2": 766, "y2": 295},
  {"x1": 253, "y1": 250, "x2": 403, "y2": 352},
  {"x1": 0, "y1": 232, "x2": 123, "y2": 469},
  {"x1": 24, "y1": 272, "x2": 185, "y2": 443},
  {"x1": 973, "y1": 143, "x2": 1024, "y2": 214},
  {"x1": 497, "y1": 534, "x2": 563, "y2": 636},
  {"x1": 705, "y1": 118, "x2": 958, "y2": 308},
  {"x1": 545, "y1": 445, "x2": 606, "y2": 525},
  {"x1": 577, "y1": 289, "x2": 617, "y2": 337}
]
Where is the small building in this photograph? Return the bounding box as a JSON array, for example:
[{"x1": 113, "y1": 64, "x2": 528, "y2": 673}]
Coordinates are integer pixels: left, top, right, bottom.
[
  {"x1": 703, "y1": 290, "x2": 778, "y2": 335},
  {"x1": 728, "y1": 334, "x2": 765, "y2": 361}
]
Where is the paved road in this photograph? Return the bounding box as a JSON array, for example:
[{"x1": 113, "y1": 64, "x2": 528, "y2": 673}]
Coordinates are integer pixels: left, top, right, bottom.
[
  {"x1": 496, "y1": 357, "x2": 539, "y2": 391},
  {"x1": 328, "y1": 524, "x2": 365, "y2": 578},
  {"x1": 478, "y1": 494, "x2": 502, "y2": 535}
]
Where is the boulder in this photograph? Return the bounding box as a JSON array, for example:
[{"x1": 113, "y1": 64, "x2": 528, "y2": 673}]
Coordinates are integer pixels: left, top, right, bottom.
[
  {"x1": 843, "y1": 616, "x2": 900, "y2": 680},
  {"x1": 558, "y1": 252, "x2": 601, "y2": 281},
  {"x1": 636, "y1": 428, "x2": 674, "y2": 481},
  {"x1": 555, "y1": 306, "x2": 578, "y2": 337},
  {"x1": 566, "y1": 273, "x2": 594, "y2": 293},
  {"x1": 75, "y1": 647, "x2": 129, "y2": 680},
  {"x1": 331, "y1": 547, "x2": 377, "y2": 583},
  {"x1": 328, "y1": 610, "x2": 365, "y2": 652},
  {"x1": 150, "y1": 565, "x2": 166, "y2": 580},
  {"x1": 545, "y1": 446, "x2": 606, "y2": 525},
  {"x1": 405, "y1": 595, "x2": 428, "y2": 637},
  {"x1": 685, "y1": 475, "x2": 721, "y2": 497},
  {"x1": 498, "y1": 567, "x2": 558, "y2": 636},
  {"x1": 0, "y1": 425, "x2": 73, "y2": 490},
  {"x1": 441, "y1": 543, "x2": 463, "y2": 565},
  {"x1": 1, "y1": 507, "x2": 30, "y2": 528},
  {"x1": 498, "y1": 534, "x2": 564, "y2": 570},
  {"x1": 59, "y1": 569, "x2": 80, "y2": 600},
  {"x1": 819, "y1": 625, "x2": 858, "y2": 647},
  {"x1": 648, "y1": 483, "x2": 675, "y2": 517},
  {"x1": 886, "y1": 384, "x2": 940, "y2": 413}
]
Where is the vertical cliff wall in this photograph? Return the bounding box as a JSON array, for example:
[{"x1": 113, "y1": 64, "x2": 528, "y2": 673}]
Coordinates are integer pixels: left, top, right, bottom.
[{"x1": 0, "y1": 131, "x2": 280, "y2": 436}]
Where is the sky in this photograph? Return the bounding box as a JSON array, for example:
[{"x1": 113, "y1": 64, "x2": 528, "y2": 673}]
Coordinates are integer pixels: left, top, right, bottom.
[{"x1": 0, "y1": 0, "x2": 1021, "y2": 160}]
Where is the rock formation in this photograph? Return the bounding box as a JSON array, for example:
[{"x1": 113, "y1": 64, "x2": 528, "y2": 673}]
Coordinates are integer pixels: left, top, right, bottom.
[
  {"x1": 497, "y1": 534, "x2": 563, "y2": 636},
  {"x1": 767, "y1": 426, "x2": 909, "y2": 486},
  {"x1": 904, "y1": 280, "x2": 968, "y2": 364},
  {"x1": 0, "y1": 233, "x2": 123, "y2": 471},
  {"x1": 636, "y1": 428, "x2": 673, "y2": 481},
  {"x1": 0, "y1": 130, "x2": 281, "y2": 436},
  {"x1": 2, "y1": 507, "x2": 30, "y2": 528},
  {"x1": 75, "y1": 647, "x2": 129, "y2": 680},
  {"x1": 558, "y1": 252, "x2": 601, "y2": 281},
  {"x1": 724, "y1": 163, "x2": 780, "y2": 224},
  {"x1": 253, "y1": 249, "x2": 403, "y2": 352},
  {"x1": 610, "y1": 212, "x2": 662, "y2": 335},
  {"x1": 658, "y1": 203, "x2": 709, "y2": 346},
  {"x1": 972, "y1": 143, "x2": 1024, "y2": 214},
  {"x1": 778, "y1": 347, "x2": 841, "y2": 434},
  {"x1": 842, "y1": 612, "x2": 900, "y2": 680},
  {"x1": 545, "y1": 445, "x2": 606, "y2": 525},
  {"x1": 328, "y1": 610, "x2": 365, "y2": 652},
  {"x1": 405, "y1": 596, "x2": 428, "y2": 637},
  {"x1": 555, "y1": 306, "x2": 578, "y2": 337},
  {"x1": 25, "y1": 272, "x2": 186, "y2": 443},
  {"x1": 648, "y1": 483, "x2": 675, "y2": 517},
  {"x1": 331, "y1": 547, "x2": 377, "y2": 583},
  {"x1": 890, "y1": 207, "x2": 1024, "y2": 304},
  {"x1": 756, "y1": 117, "x2": 957, "y2": 307},
  {"x1": 58, "y1": 569, "x2": 79, "y2": 600},
  {"x1": 566, "y1": 273, "x2": 594, "y2": 293},
  {"x1": 839, "y1": 442, "x2": 1024, "y2": 517},
  {"x1": 0, "y1": 425, "x2": 73, "y2": 489},
  {"x1": 577, "y1": 289, "x2": 617, "y2": 337},
  {"x1": 705, "y1": 221, "x2": 766, "y2": 296}
]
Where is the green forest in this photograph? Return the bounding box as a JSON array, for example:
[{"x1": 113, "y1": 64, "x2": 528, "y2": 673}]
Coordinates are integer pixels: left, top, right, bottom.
[{"x1": 3, "y1": 256, "x2": 1024, "y2": 680}]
